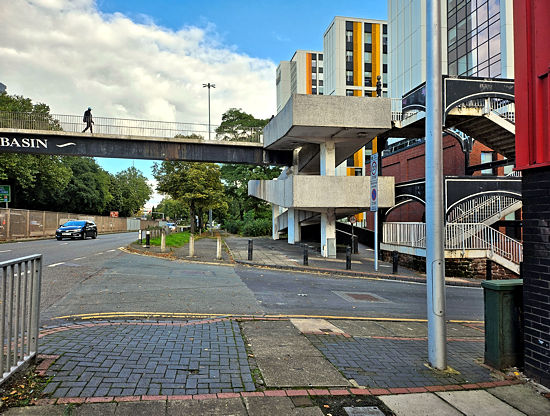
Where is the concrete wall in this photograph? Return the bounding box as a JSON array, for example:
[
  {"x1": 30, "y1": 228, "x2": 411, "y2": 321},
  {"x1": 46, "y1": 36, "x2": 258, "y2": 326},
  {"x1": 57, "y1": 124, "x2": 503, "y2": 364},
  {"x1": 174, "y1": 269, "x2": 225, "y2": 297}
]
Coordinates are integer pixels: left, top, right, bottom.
[{"x1": 248, "y1": 175, "x2": 395, "y2": 209}]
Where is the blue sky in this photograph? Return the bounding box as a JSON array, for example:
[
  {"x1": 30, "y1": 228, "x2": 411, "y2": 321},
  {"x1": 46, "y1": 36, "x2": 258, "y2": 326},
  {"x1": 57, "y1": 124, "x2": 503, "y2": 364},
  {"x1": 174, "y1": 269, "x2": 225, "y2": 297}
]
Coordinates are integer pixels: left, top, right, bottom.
[{"x1": 93, "y1": 0, "x2": 386, "y2": 178}]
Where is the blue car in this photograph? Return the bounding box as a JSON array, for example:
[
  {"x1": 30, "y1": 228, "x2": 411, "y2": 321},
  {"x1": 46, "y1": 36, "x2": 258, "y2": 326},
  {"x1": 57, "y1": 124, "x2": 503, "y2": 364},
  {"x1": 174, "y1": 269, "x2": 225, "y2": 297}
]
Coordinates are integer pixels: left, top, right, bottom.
[{"x1": 56, "y1": 220, "x2": 97, "y2": 240}]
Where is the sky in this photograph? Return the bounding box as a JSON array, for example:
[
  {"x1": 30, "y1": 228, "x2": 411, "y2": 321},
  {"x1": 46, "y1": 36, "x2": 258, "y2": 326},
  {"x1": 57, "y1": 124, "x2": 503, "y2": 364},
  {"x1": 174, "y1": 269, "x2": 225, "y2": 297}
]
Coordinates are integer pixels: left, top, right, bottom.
[{"x1": 0, "y1": 0, "x2": 387, "y2": 208}]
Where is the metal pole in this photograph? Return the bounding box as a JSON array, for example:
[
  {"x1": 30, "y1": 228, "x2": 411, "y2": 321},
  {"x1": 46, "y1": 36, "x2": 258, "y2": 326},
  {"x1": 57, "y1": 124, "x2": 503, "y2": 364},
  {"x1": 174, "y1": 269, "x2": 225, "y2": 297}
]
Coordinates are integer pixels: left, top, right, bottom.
[
  {"x1": 426, "y1": 0, "x2": 447, "y2": 370},
  {"x1": 207, "y1": 86, "x2": 211, "y2": 140},
  {"x1": 248, "y1": 239, "x2": 253, "y2": 261},
  {"x1": 303, "y1": 244, "x2": 308, "y2": 266},
  {"x1": 374, "y1": 211, "x2": 379, "y2": 271},
  {"x1": 346, "y1": 246, "x2": 352, "y2": 270}
]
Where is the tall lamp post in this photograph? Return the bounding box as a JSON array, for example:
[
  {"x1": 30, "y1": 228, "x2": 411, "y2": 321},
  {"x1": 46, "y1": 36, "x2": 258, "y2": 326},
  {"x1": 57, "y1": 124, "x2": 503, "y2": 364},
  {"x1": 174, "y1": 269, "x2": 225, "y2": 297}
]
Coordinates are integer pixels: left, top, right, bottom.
[{"x1": 202, "y1": 83, "x2": 215, "y2": 140}]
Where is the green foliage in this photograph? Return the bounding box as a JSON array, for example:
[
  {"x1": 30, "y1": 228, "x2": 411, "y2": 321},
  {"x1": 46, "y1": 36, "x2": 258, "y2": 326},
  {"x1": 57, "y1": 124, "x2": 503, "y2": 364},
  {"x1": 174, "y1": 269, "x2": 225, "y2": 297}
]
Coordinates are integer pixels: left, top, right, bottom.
[
  {"x1": 155, "y1": 197, "x2": 189, "y2": 222},
  {"x1": 153, "y1": 161, "x2": 227, "y2": 233},
  {"x1": 106, "y1": 167, "x2": 152, "y2": 217},
  {"x1": 215, "y1": 108, "x2": 268, "y2": 142},
  {"x1": 148, "y1": 231, "x2": 190, "y2": 247},
  {"x1": 242, "y1": 218, "x2": 271, "y2": 237},
  {"x1": 174, "y1": 133, "x2": 204, "y2": 140}
]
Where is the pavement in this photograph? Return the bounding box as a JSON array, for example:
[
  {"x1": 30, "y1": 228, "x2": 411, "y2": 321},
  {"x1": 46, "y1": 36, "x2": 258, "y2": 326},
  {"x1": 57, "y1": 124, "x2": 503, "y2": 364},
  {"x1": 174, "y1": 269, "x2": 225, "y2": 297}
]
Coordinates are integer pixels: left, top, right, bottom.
[{"x1": 7, "y1": 233, "x2": 549, "y2": 415}]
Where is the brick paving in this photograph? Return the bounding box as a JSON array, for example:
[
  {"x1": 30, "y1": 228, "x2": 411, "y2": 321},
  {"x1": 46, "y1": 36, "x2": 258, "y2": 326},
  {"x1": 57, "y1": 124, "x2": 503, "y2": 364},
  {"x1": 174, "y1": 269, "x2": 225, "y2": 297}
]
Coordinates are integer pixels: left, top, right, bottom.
[
  {"x1": 306, "y1": 335, "x2": 492, "y2": 388},
  {"x1": 39, "y1": 320, "x2": 255, "y2": 398}
]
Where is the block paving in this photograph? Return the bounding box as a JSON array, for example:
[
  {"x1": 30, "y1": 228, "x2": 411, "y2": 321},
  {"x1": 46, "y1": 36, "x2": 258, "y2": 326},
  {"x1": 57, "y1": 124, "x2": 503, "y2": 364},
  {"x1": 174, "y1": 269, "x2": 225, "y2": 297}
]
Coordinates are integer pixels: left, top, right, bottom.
[
  {"x1": 307, "y1": 334, "x2": 492, "y2": 388},
  {"x1": 39, "y1": 320, "x2": 255, "y2": 398}
]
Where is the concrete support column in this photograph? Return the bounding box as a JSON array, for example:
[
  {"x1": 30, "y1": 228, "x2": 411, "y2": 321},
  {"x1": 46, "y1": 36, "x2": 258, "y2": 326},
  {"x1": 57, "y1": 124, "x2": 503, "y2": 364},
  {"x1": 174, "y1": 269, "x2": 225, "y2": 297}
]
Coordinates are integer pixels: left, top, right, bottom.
[
  {"x1": 287, "y1": 208, "x2": 301, "y2": 244},
  {"x1": 321, "y1": 208, "x2": 336, "y2": 258},
  {"x1": 320, "y1": 140, "x2": 336, "y2": 176},
  {"x1": 272, "y1": 204, "x2": 280, "y2": 240}
]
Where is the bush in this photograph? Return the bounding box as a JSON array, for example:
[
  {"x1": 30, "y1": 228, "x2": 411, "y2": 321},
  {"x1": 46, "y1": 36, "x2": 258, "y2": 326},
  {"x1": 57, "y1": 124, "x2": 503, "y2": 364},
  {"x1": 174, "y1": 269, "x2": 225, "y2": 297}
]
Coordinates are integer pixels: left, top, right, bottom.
[
  {"x1": 241, "y1": 218, "x2": 271, "y2": 237},
  {"x1": 223, "y1": 218, "x2": 243, "y2": 235}
]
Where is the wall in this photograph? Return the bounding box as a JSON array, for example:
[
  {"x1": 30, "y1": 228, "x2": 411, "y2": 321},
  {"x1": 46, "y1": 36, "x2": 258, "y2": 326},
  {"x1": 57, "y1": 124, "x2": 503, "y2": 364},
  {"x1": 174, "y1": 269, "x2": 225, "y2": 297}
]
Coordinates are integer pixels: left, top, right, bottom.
[{"x1": 522, "y1": 167, "x2": 550, "y2": 387}]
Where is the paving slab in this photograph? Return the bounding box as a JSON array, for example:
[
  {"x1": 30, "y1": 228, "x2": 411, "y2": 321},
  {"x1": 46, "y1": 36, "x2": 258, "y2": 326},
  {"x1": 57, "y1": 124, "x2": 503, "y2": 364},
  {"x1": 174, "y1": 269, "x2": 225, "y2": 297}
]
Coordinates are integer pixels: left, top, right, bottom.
[
  {"x1": 114, "y1": 400, "x2": 166, "y2": 416},
  {"x1": 291, "y1": 318, "x2": 346, "y2": 334},
  {"x1": 3, "y1": 405, "x2": 66, "y2": 415},
  {"x1": 242, "y1": 320, "x2": 349, "y2": 387},
  {"x1": 166, "y1": 398, "x2": 247, "y2": 415},
  {"x1": 243, "y1": 396, "x2": 324, "y2": 416},
  {"x1": 327, "y1": 320, "x2": 394, "y2": 338},
  {"x1": 487, "y1": 384, "x2": 550, "y2": 416},
  {"x1": 74, "y1": 403, "x2": 116, "y2": 415},
  {"x1": 435, "y1": 390, "x2": 526, "y2": 416},
  {"x1": 380, "y1": 392, "x2": 463, "y2": 416}
]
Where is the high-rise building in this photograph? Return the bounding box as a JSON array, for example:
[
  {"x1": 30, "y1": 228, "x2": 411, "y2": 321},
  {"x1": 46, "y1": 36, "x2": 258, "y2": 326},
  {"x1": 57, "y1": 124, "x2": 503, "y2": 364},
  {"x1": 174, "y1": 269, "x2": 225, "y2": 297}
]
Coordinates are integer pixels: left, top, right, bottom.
[
  {"x1": 389, "y1": 0, "x2": 514, "y2": 100},
  {"x1": 323, "y1": 17, "x2": 388, "y2": 98},
  {"x1": 0, "y1": 82, "x2": 6, "y2": 93},
  {"x1": 276, "y1": 50, "x2": 323, "y2": 113}
]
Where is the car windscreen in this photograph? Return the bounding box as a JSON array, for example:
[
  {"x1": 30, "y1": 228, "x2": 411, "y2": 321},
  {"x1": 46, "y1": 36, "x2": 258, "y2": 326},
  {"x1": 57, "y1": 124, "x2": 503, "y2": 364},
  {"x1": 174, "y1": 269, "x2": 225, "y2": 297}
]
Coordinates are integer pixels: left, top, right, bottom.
[{"x1": 62, "y1": 221, "x2": 86, "y2": 226}]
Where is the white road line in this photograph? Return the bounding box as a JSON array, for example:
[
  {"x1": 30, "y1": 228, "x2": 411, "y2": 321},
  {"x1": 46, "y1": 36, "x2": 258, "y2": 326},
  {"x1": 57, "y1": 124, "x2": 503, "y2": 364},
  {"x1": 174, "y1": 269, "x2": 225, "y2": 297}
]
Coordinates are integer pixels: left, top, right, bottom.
[
  {"x1": 47, "y1": 262, "x2": 65, "y2": 268},
  {"x1": 93, "y1": 252, "x2": 104, "y2": 255},
  {"x1": 62, "y1": 242, "x2": 69, "y2": 245},
  {"x1": 106, "y1": 249, "x2": 116, "y2": 252},
  {"x1": 0, "y1": 250, "x2": 12, "y2": 253},
  {"x1": 73, "y1": 257, "x2": 86, "y2": 261}
]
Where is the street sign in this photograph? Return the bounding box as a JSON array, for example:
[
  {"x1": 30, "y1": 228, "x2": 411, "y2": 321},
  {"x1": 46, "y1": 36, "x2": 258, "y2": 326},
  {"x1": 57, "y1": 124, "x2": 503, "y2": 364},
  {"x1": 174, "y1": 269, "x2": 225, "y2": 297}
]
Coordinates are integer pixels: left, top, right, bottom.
[
  {"x1": 348, "y1": 215, "x2": 356, "y2": 224},
  {"x1": 110, "y1": 211, "x2": 119, "y2": 218},
  {"x1": 370, "y1": 153, "x2": 378, "y2": 211},
  {"x1": 0, "y1": 185, "x2": 10, "y2": 203}
]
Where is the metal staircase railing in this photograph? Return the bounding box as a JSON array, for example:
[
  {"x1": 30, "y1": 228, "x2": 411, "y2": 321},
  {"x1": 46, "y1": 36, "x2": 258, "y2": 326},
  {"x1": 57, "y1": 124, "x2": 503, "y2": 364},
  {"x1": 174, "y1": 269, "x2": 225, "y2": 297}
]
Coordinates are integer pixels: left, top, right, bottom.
[
  {"x1": 447, "y1": 194, "x2": 521, "y2": 224},
  {"x1": 382, "y1": 222, "x2": 522, "y2": 270}
]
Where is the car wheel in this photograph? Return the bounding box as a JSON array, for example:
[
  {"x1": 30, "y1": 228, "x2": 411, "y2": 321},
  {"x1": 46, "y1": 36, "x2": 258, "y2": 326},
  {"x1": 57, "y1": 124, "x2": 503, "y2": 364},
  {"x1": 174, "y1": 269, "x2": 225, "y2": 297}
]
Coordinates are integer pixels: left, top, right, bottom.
[
  {"x1": 81, "y1": 230, "x2": 86, "y2": 240},
  {"x1": 56, "y1": 236, "x2": 62, "y2": 241},
  {"x1": 92, "y1": 231, "x2": 97, "y2": 239}
]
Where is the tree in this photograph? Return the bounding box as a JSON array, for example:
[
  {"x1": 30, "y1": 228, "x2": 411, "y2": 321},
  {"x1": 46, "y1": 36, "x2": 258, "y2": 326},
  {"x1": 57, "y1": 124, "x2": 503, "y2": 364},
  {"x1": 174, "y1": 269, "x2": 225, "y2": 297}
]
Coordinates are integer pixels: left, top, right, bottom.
[
  {"x1": 0, "y1": 92, "x2": 71, "y2": 209},
  {"x1": 153, "y1": 162, "x2": 227, "y2": 233},
  {"x1": 155, "y1": 197, "x2": 189, "y2": 222},
  {"x1": 215, "y1": 108, "x2": 269, "y2": 142},
  {"x1": 106, "y1": 167, "x2": 152, "y2": 217},
  {"x1": 174, "y1": 133, "x2": 204, "y2": 140}
]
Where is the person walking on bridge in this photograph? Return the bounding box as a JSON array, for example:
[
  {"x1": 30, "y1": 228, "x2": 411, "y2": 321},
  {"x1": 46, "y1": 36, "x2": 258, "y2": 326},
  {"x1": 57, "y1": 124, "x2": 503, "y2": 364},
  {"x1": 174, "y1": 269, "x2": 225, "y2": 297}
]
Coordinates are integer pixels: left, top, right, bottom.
[{"x1": 82, "y1": 107, "x2": 94, "y2": 133}]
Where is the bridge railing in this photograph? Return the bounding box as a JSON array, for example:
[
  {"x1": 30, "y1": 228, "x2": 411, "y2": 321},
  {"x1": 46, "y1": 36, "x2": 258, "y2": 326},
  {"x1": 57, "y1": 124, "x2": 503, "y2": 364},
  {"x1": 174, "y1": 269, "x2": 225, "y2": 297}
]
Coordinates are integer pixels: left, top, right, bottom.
[
  {"x1": 0, "y1": 111, "x2": 263, "y2": 143},
  {"x1": 0, "y1": 255, "x2": 42, "y2": 385}
]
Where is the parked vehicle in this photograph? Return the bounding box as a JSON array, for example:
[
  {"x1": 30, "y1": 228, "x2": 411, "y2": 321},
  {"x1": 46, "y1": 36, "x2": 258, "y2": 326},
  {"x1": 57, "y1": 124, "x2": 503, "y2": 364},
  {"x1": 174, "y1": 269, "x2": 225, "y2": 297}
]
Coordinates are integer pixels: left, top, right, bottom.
[
  {"x1": 166, "y1": 222, "x2": 176, "y2": 231},
  {"x1": 56, "y1": 220, "x2": 97, "y2": 240}
]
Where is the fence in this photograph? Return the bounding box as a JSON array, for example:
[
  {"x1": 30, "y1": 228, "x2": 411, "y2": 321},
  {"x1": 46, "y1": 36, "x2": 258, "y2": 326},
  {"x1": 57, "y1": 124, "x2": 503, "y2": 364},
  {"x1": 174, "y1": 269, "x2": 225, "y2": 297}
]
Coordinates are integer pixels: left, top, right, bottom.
[
  {"x1": 0, "y1": 208, "x2": 158, "y2": 241},
  {"x1": 0, "y1": 254, "x2": 42, "y2": 385},
  {"x1": 0, "y1": 111, "x2": 263, "y2": 143}
]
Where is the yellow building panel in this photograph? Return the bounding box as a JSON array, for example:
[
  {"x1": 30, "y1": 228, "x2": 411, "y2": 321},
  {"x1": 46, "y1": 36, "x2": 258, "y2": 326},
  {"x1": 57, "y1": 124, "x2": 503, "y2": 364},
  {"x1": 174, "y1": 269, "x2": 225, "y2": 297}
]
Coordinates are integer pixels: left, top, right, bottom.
[
  {"x1": 372, "y1": 24, "x2": 380, "y2": 97},
  {"x1": 347, "y1": 167, "x2": 355, "y2": 176},
  {"x1": 354, "y1": 148, "x2": 363, "y2": 167},
  {"x1": 353, "y1": 22, "x2": 362, "y2": 88}
]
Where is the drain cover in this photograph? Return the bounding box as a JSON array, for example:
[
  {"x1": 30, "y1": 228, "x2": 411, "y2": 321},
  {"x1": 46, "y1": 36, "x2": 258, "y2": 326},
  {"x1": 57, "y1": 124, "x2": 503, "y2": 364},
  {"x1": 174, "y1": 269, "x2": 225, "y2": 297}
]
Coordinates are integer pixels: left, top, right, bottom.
[
  {"x1": 344, "y1": 406, "x2": 385, "y2": 416},
  {"x1": 333, "y1": 291, "x2": 389, "y2": 303},
  {"x1": 346, "y1": 293, "x2": 382, "y2": 302}
]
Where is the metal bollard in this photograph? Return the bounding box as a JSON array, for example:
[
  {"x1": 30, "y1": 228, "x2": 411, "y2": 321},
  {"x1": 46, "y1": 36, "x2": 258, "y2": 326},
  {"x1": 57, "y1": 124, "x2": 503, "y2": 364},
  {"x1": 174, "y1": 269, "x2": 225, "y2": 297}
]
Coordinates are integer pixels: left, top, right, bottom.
[
  {"x1": 216, "y1": 236, "x2": 222, "y2": 260},
  {"x1": 145, "y1": 230, "x2": 150, "y2": 248},
  {"x1": 248, "y1": 239, "x2": 253, "y2": 261},
  {"x1": 303, "y1": 244, "x2": 308, "y2": 266},
  {"x1": 352, "y1": 235, "x2": 359, "y2": 254},
  {"x1": 138, "y1": 229, "x2": 142, "y2": 244},
  {"x1": 346, "y1": 246, "x2": 352, "y2": 270},
  {"x1": 392, "y1": 250, "x2": 399, "y2": 274},
  {"x1": 161, "y1": 229, "x2": 166, "y2": 252}
]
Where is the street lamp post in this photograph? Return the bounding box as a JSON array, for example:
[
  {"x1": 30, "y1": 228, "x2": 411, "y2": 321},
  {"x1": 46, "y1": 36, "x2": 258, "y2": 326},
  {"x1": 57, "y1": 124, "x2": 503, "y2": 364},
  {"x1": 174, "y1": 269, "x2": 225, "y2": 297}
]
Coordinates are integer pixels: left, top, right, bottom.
[{"x1": 202, "y1": 82, "x2": 216, "y2": 140}]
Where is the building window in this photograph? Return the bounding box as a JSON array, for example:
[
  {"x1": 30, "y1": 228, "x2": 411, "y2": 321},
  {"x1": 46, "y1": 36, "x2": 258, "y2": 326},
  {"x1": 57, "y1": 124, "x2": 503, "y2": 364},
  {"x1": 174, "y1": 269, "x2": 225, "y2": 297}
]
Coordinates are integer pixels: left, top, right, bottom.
[
  {"x1": 346, "y1": 51, "x2": 353, "y2": 63},
  {"x1": 365, "y1": 32, "x2": 372, "y2": 43},
  {"x1": 364, "y1": 52, "x2": 372, "y2": 64},
  {"x1": 355, "y1": 168, "x2": 363, "y2": 176},
  {"x1": 346, "y1": 30, "x2": 353, "y2": 42},
  {"x1": 319, "y1": 53, "x2": 323, "y2": 61},
  {"x1": 346, "y1": 71, "x2": 354, "y2": 85},
  {"x1": 312, "y1": 72, "x2": 317, "y2": 80},
  {"x1": 319, "y1": 86, "x2": 323, "y2": 95},
  {"x1": 346, "y1": 89, "x2": 354, "y2": 96},
  {"x1": 481, "y1": 151, "x2": 493, "y2": 175},
  {"x1": 312, "y1": 87, "x2": 317, "y2": 94}
]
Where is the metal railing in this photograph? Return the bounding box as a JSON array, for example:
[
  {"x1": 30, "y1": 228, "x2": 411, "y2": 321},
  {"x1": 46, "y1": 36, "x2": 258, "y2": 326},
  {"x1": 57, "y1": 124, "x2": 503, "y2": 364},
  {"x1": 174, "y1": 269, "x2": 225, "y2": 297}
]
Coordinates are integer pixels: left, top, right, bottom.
[
  {"x1": 0, "y1": 111, "x2": 263, "y2": 143},
  {"x1": 489, "y1": 99, "x2": 515, "y2": 124},
  {"x1": 0, "y1": 255, "x2": 42, "y2": 385},
  {"x1": 383, "y1": 222, "x2": 522, "y2": 265},
  {"x1": 447, "y1": 194, "x2": 521, "y2": 224}
]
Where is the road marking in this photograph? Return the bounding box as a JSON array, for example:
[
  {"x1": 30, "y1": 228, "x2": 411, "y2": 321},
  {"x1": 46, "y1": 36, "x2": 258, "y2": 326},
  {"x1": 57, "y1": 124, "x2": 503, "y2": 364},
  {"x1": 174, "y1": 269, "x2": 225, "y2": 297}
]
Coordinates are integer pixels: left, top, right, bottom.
[
  {"x1": 73, "y1": 257, "x2": 85, "y2": 261},
  {"x1": 106, "y1": 249, "x2": 116, "y2": 252},
  {"x1": 0, "y1": 250, "x2": 12, "y2": 253},
  {"x1": 52, "y1": 311, "x2": 483, "y2": 324},
  {"x1": 47, "y1": 262, "x2": 65, "y2": 268},
  {"x1": 93, "y1": 252, "x2": 104, "y2": 255}
]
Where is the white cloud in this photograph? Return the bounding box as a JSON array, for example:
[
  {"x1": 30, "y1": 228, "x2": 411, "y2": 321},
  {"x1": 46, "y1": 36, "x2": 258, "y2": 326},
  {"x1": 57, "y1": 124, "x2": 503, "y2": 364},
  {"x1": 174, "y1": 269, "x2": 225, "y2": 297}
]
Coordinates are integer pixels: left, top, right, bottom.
[
  {"x1": 144, "y1": 179, "x2": 164, "y2": 211},
  {"x1": 0, "y1": 0, "x2": 277, "y2": 124}
]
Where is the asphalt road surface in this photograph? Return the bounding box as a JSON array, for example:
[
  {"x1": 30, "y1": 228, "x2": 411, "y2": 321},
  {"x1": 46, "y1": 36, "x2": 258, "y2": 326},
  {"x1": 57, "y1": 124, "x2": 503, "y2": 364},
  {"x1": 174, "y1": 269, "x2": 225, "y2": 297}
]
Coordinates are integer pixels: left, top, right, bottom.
[{"x1": 1, "y1": 236, "x2": 483, "y2": 324}]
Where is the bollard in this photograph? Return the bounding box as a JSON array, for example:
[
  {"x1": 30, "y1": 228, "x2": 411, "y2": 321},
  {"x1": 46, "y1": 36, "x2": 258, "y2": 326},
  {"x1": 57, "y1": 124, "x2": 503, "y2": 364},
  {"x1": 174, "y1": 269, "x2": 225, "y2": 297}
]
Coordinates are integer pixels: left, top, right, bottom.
[
  {"x1": 352, "y1": 235, "x2": 359, "y2": 254},
  {"x1": 189, "y1": 234, "x2": 194, "y2": 257},
  {"x1": 161, "y1": 229, "x2": 166, "y2": 252},
  {"x1": 346, "y1": 246, "x2": 352, "y2": 270},
  {"x1": 248, "y1": 239, "x2": 253, "y2": 261},
  {"x1": 303, "y1": 244, "x2": 308, "y2": 266},
  {"x1": 392, "y1": 250, "x2": 399, "y2": 274},
  {"x1": 138, "y1": 229, "x2": 142, "y2": 244},
  {"x1": 145, "y1": 230, "x2": 150, "y2": 248},
  {"x1": 217, "y1": 236, "x2": 222, "y2": 260}
]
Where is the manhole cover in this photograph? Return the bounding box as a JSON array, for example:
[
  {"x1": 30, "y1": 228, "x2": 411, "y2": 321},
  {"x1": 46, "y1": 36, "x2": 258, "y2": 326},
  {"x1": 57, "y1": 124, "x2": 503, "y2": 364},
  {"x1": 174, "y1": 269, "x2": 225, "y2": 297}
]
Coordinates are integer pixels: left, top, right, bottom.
[
  {"x1": 346, "y1": 293, "x2": 381, "y2": 302},
  {"x1": 344, "y1": 406, "x2": 385, "y2": 416},
  {"x1": 333, "y1": 291, "x2": 389, "y2": 303}
]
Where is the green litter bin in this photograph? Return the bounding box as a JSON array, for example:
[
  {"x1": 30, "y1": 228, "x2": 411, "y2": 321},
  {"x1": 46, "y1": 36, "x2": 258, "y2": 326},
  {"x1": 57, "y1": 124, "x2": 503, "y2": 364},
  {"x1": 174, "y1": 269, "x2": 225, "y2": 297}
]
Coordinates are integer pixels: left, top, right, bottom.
[{"x1": 481, "y1": 279, "x2": 523, "y2": 370}]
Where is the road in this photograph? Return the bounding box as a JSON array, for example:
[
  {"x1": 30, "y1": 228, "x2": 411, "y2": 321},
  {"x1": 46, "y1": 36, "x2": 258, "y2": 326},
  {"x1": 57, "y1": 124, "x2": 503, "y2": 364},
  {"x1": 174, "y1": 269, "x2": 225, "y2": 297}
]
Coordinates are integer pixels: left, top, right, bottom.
[{"x1": 1, "y1": 236, "x2": 484, "y2": 324}]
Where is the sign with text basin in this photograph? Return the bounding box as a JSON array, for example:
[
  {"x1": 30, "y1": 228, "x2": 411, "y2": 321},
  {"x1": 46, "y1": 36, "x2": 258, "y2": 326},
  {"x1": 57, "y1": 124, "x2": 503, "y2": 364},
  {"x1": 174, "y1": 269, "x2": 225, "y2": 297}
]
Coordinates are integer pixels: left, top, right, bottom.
[
  {"x1": 370, "y1": 153, "x2": 378, "y2": 211},
  {"x1": 0, "y1": 185, "x2": 10, "y2": 203}
]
